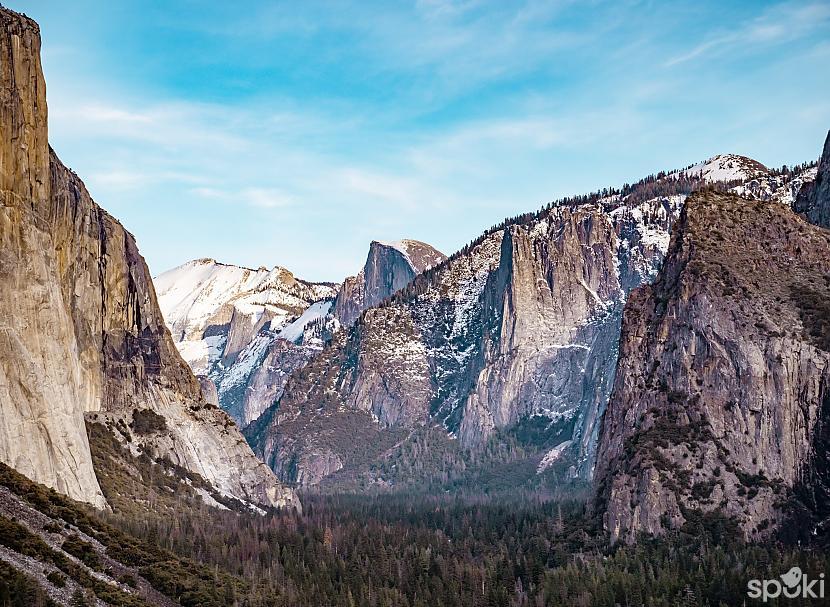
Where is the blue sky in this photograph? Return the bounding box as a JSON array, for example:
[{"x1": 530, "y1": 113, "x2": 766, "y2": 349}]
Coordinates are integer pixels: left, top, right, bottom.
[{"x1": 18, "y1": 0, "x2": 830, "y2": 281}]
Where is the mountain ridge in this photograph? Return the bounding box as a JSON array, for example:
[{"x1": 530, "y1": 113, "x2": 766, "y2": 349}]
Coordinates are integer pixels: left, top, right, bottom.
[{"x1": 247, "y1": 151, "x2": 819, "y2": 491}]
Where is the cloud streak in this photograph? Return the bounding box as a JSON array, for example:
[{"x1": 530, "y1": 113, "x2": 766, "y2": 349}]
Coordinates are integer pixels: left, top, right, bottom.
[
  {"x1": 26, "y1": 0, "x2": 830, "y2": 281},
  {"x1": 665, "y1": 1, "x2": 830, "y2": 67}
]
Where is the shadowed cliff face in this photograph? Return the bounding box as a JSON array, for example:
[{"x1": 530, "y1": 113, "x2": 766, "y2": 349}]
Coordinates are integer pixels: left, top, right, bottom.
[
  {"x1": 333, "y1": 239, "x2": 447, "y2": 327},
  {"x1": 0, "y1": 7, "x2": 297, "y2": 510},
  {"x1": 594, "y1": 190, "x2": 830, "y2": 544},
  {"x1": 248, "y1": 193, "x2": 687, "y2": 486},
  {"x1": 795, "y1": 130, "x2": 830, "y2": 229}
]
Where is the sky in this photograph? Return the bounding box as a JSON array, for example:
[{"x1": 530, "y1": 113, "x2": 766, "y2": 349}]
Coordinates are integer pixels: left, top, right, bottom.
[{"x1": 17, "y1": 0, "x2": 830, "y2": 282}]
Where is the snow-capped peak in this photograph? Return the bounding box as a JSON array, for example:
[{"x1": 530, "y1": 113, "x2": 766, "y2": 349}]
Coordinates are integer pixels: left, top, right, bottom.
[
  {"x1": 372, "y1": 239, "x2": 447, "y2": 273},
  {"x1": 155, "y1": 258, "x2": 335, "y2": 346},
  {"x1": 680, "y1": 153, "x2": 768, "y2": 184}
]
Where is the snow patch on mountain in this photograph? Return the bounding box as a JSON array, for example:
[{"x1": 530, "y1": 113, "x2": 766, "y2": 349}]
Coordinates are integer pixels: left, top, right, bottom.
[
  {"x1": 155, "y1": 258, "x2": 336, "y2": 425},
  {"x1": 679, "y1": 154, "x2": 768, "y2": 183},
  {"x1": 731, "y1": 167, "x2": 818, "y2": 206},
  {"x1": 279, "y1": 300, "x2": 333, "y2": 343},
  {"x1": 538, "y1": 440, "x2": 573, "y2": 474}
]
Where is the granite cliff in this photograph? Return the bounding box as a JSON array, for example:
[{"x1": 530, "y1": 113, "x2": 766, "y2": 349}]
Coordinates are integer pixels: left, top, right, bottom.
[
  {"x1": 795, "y1": 130, "x2": 830, "y2": 229},
  {"x1": 594, "y1": 189, "x2": 830, "y2": 543},
  {"x1": 333, "y1": 239, "x2": 446, "y2": 327},
  {"x1": 0, "y1": 6, "x2": 297, "y2": 510}
]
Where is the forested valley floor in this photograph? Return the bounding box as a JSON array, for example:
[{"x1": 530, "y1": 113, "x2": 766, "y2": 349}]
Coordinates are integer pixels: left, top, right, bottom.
[{"x1": 2, "y1": 457, "x2": 827, "y2": 607}]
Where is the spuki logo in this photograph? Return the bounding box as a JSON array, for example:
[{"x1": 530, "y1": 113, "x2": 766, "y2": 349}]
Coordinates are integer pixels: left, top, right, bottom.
[{"x1": 747, "y1": 567, "x2": 826, "y2": 602}]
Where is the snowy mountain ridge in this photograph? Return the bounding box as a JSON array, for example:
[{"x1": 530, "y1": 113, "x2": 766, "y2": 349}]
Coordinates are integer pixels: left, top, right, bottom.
[
  {"x1": 678, "y1": 153, "x2": 768, "y2": 183},
  {"x1": 157, "y1": 259, "x2": 334, "y2": 342},
  {"x1": 155, "y1": 258, "x2": 337, "y2": 427},
  {"x1": 247, "y1": 153, "x2": 819, "y2": 490}
]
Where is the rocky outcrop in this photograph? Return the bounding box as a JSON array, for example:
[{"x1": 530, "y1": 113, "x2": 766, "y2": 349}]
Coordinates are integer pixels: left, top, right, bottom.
[
  {"x1": 221, "y1": 336, "x2": 318, "y2": 427},
  {"x1": 198, "y1": 375, "x2": 220, "y2": 407},
  {"x1": 794, "y1": 130, "x2": 830, "y2": 228},
  {"x1": 155, "y1": 258, "x2": 335, "y2": 427},
  {"x1": 250, "y1": 156, "x2": 818, "y2": 489},
  {"x1": 0, "y1": 6, "x2": 297, "y2": 510},
  {"x1": 594, "y1": 190, "x2": 830, "y2": 544},
  {"x1": 333, "y1": 239, "x2": 446, "y2": 327},
  {"x1": 249, "y1": 193, "x2": 687, "y2": 486}
]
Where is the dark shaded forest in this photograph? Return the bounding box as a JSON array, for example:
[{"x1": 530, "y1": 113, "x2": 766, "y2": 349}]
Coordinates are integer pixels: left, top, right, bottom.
[
  {"x1": 103, "y1": 491, "x2": 830, "y2": 607},
  {"x1": 1, "y1": 449, "x2": 829, "y2": 606}
]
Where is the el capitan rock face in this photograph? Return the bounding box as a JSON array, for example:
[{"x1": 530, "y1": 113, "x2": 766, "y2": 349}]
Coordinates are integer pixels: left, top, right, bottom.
[
  {"x1": 0, "y1": 9, "x2": 104, "y2": 506},
  {"x1": 0, "y1": 6, "x2": 297, "y2": 510},
  {"x1": 594, "y1": 190, "x2": 830, "y2": 544}
]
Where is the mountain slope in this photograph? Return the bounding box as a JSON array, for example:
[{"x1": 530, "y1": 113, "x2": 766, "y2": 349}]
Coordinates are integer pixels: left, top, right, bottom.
[
  {"x1": 593, "y1": 189, "x2": 830, "y2": 544},
  {"x1": 680, "y1": 153, "x2": 768, "y2": 183},
  {"x1": 155, "y1": 258, "x2": 335, "y2": 372},
  {"x1": 795, "y1": 130, "x2": 830, "y2": 228},
  {"x1": 248, "y1": 155, "x2": 816, "y2": 490},
  {"x1": 0, "y1": 460, "x2": 275, "y2": 606},
  {"x1": 333, "y1": 239, "x2": 447, "y2": 327},
  {"x1": 0, "y1": 7, "x2": 296, "y2": 511},
  {"x1": 155, "y1": 258, "x2": 336, "y2": 427}
]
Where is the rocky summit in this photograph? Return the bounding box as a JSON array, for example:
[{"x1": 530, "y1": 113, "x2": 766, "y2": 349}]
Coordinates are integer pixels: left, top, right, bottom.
[
  {"x1": 0, "y1": 6, "x2": 297, "y2": 511},
  {"x1": 333, "y1": 239, "x2": 447, "y2": 327},
  {"x1": 246, "y1": 155, "x2": 818, "y2": 490},
  {"x1": 594, "y1": 189, "x2": 830, "y2": 544}
]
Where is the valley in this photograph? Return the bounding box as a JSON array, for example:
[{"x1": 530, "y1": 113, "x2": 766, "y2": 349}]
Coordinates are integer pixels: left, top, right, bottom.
[{"x1": 0, "y1": 2, "x2": 829, "y2": 605}]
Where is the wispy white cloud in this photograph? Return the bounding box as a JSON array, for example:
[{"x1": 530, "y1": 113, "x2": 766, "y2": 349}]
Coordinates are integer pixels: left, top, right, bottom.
[
  {"x1": 665, "y1": 1, "x2": 830, "y2": 67},
  {"x1": 33, "y1": 0, "x2": 830, "y2": 281},
  {"x1": 190, "y1": 187, "x2": 294, "y2": 208}
]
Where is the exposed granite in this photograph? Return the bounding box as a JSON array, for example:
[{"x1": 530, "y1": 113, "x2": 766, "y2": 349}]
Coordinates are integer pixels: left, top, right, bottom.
[
  {"x1": 794, "y1": 130, "x2": 830, "y2": 229},
  {"x1": 594, "y1": 190, "x2": 830, "y2": 543},
  {"x1": 0, "y1": 6, "x2": 298, "y2": 510},
  {"x1": 333, "y1": 239, "x2": 446, "y2": 327}
]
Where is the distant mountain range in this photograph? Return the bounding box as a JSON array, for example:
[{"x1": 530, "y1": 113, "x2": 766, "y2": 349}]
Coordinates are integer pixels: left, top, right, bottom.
[
  {"x1": 240, "y1": 153, "x2": 821, "y2": 496},
  {"x1": 153, "y1": 147, "x2": 823, "y2": 508}
]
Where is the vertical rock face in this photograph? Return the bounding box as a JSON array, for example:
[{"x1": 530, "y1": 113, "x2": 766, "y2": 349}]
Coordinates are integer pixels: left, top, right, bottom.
[
  {"x1": 0, "y1": 9, "x2": 105, "y2": 507},
  {"x1": 248, "y1": 193, "x2": 688, "y2": 486},
  {"x1": 0, "y1": 6, "x2": 297, "y2": 510},
  {"x1": 249, "y1": 155, "x2": 818, "y2": 489},
  {"x1": 333, "y1": 239, "x2": 447, "y2": 327},
  {"x1": 795, "y1": 130, "x2": 830, "y2": 229},
  {"x1": 594, "y1": 191, "x2": 830, "y2": 544}
]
